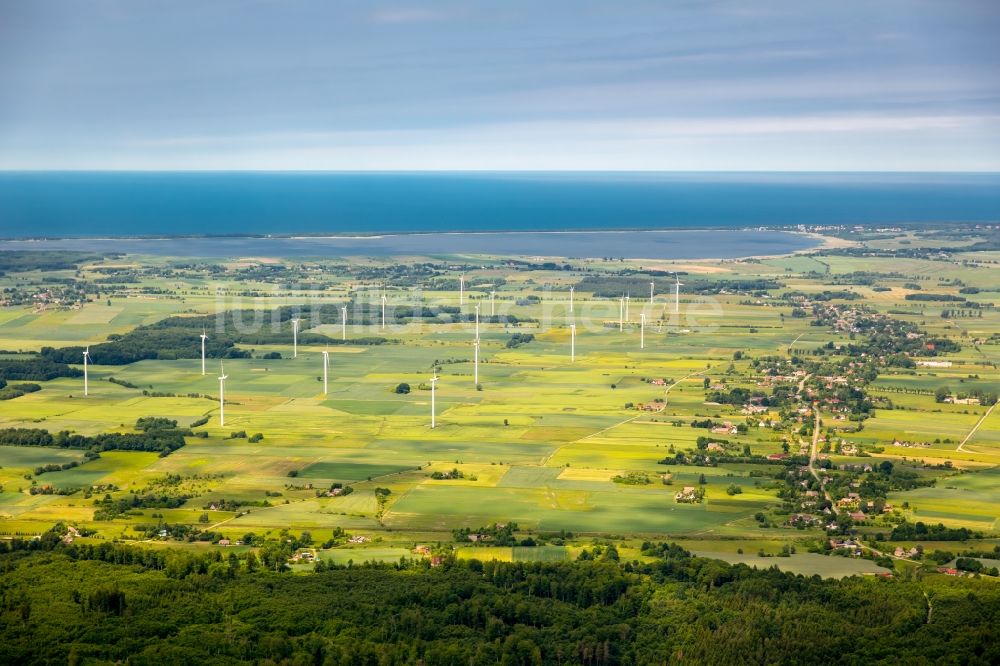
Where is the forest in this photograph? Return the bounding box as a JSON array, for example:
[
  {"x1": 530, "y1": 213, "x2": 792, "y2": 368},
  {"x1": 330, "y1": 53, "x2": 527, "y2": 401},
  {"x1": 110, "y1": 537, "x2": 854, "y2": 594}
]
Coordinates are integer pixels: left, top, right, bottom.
[
  {"x1": 0, "y1": 533, "x2": 998, "y2": 665},
  {"x1": 39, "y1": 305, "x2": 389, "y2": 365}
]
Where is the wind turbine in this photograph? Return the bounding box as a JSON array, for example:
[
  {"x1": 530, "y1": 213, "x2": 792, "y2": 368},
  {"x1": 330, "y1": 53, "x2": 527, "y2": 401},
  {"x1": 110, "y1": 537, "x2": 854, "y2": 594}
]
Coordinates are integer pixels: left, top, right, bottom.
[
  {"x1": 381, "y1": 294, "x2": 387, "y2": 330},
  {"x1": 82, "y1": 346, "x2": 90, "y2": 396},
  {"x1": 640, "y1": 313, "x2": 646, "y2": 349},
  {"x1": 430, "y1": 372, "x2": 438, "y2": 429},
  {"x1": 619, "y1": 296, "x2": 624, "y2": 331},
  {"x1": 291, "y1": 318, "x2": 301, "y2": 358},
  {"x1": 570, "y1": 324, "x2": 576, "y2": 362},
  {"x1": 569, "y1": 285, "x2": 574, "y2": 313},
  {"x1": 650, "y1": 281, "x2": 655, "y2": 304},
  {"x1": 321, "y1": 347, "x2": 329, "y2": 395},
  {"x1": 625, "y1": 294, "x2": 631, "y2": 322},
  {"x1": 199, "y1": 329, "x2": 208, "y2": 376},
  {"x1": 218, "y1": 362, "x2": 228, "y2": 427},
  {"x1": 459, "y1": 275, "x2": 465, "y2": 305},
  {"x1": 674, "y1": 274, "x2": 684, "y2": 315},
  {"x1": 473, "y1": 338, "x2": 480, "y2": 385},
  {"x1": 341, "y1": 306, "x2": 347, "y2": 341},
  {"x1": 475, "y1": 304, "x2": 480, "y2": 341}
]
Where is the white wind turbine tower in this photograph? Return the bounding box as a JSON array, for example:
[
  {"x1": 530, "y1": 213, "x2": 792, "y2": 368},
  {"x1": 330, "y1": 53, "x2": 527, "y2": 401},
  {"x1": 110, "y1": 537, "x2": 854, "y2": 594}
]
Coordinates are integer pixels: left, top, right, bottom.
[
  {"x1": 341, "y1": 306, "x2": 347, "y2": 341},
  {"x1": 640, "y1": 313, "x2": 646, "y2": 349},
  {"x1": 291, "y1": 318, "x2": 301, "y2": 358},
  {"x1": 570, "y1": 324, "x2": 576, "y2": 362},
  {"x1": 429, "y1": 372, "x2": 438, "y2": 429},
  {"x1": 459, "y1": 275, "x2": 465, "y2": 305},
  {"x1": 200, "y1": 329, "x2": 208, "y2": 376},
  {"x1": 321, "y1": 348, "x2": 329, "y2": 395},
  {"x1": 218, "y1": 362, "x2": 228, "y2": 427},
  {"x1": 381, "y1": 294, "x2": 387, "y2": 330},
  {"x1": 82, "y1": 346, "x2": 90, "y2": 396},
  {"x1": 474, "y1": 304, "x2": 480, "y2": 341},
  {"x1": 650, "y1": 281, "x2": 655, "y2": 304},
  {"x1": 619, "y1": 296, "x2": 625, "y2": 331},
  {"x1": 569, "y1": 286, "x2": 574, "y2": 313},
  {"x1": 625, "y1": 294, "x2": 631, "y2": 322},
  {"x1": 569, "y1": 324, "x2": 576, "y2": 363},
  {"x1": 473, "y1": 338, "x2": 480, "y2": 385},
  {"x1": 674, "y1": 274, "x2": 684, "y2": 315}
]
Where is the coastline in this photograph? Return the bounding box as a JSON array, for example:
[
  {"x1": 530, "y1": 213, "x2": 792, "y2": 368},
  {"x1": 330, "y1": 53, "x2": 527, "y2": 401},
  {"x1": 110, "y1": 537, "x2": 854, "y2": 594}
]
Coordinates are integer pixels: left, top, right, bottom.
[{"x1": 0, "y1": 227, "x2": 830, "y2": 262}]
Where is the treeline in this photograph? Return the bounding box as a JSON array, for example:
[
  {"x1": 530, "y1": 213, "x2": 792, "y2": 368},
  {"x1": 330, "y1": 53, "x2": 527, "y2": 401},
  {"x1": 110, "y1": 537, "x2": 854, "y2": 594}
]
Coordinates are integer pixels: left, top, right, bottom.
[
  {"x1": 577, "y1": 276, "x2": 783, "y2": 298},
  {"x1": 0, "y1": 250, "x2": 114, "y2": 272},
  {"x1": 0, "y1": 382, "x2": 41, "y2": 400},
  {"x1": 1, "y1": 534, "x2": 998, "y2": 664},
  {"x1": 40, "y1": 305, "x2": 389, "y2": 365},
  {"x1": 890, "y1": 521, "x2": 978, "y2": 541},
  {"x1": 905, "y1": 293, "x2": 967, "y2": 302},
  {"x1": 0, "y1": 358, "x2": 82, "y2": 381},
  {"x1": 0, "y1": 419, "x2": 190, "y2": 457}
]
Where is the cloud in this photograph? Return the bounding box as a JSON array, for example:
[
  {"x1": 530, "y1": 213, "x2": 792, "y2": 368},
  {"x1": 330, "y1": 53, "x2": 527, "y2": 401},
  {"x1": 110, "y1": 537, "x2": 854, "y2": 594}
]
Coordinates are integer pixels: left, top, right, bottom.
[{"x1": 371, "y1": 8, "x2": 451, "y2": 24}]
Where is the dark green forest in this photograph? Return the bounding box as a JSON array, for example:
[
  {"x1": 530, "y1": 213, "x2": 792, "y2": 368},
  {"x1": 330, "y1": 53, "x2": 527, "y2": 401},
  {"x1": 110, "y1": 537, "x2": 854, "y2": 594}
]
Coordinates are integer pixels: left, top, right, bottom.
[
  {"x1": 1, "y1": 536, "x2": 997, "y2": 665},
  {"x1": 40, "y1": 305, "x2": 388, "y2": 365}
]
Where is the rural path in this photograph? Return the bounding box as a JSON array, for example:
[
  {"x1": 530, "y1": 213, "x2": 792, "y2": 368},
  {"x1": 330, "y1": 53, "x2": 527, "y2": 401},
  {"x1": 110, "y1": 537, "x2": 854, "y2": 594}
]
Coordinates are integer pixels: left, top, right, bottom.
[
  {"x1": 807, "y1": 406, "x2": 831, "y2": 501},
  {"x1": 539, "y1": 367, "x2": 710, "y2": 465},
  {"x1": 924, "y1": 591, "x2": 933, "y2": 624},
  {"x1": 956, "y1": 400, "x2": 997, "y2": 453},
  {"x1": 787, "y1": 332, "x2": 805, "y2": 355},
  {"x1": 797, "y1": 372, "x2": 811, "y2": 395}
]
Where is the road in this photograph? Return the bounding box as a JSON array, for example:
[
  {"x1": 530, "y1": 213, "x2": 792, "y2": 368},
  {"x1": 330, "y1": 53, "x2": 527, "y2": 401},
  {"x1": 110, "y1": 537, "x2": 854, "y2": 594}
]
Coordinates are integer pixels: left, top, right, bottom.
[
  {"x1": 807, "y1": 407, "x2": 831, "y2": 500},
  {"x1": 540, "y1": 367, "x2": 710, "y2": 465},
  {"x1": 787, "y1": 332, "x2": 805, "y2": 355},
  {"x1": 957, "y1": 400, "x2": 997, "y2": 453}
]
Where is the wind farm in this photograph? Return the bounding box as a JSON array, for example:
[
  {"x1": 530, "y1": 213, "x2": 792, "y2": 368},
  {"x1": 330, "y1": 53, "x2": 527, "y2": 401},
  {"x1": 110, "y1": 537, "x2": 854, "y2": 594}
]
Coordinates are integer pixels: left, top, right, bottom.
[
  {"x1": 2, "y1": 229, "x2": 998, "y2": 583},
  {"x1": 4, "y1": 1, "x2": 1000, "y2": 661}
]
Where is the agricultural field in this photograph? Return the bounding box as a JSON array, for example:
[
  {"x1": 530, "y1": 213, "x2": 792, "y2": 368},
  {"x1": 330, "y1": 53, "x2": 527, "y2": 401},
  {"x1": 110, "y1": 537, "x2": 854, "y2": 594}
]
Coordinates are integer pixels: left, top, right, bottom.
[{"x1": 1, "y1": 226, "x2": 999, "y2": 579}]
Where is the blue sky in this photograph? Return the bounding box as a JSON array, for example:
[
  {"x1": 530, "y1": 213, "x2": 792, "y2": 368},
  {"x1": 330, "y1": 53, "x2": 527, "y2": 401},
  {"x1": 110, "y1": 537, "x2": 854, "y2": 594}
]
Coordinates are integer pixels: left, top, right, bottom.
[{"x1": 1, "y1": 0, "x2": 998, "y2": 170}]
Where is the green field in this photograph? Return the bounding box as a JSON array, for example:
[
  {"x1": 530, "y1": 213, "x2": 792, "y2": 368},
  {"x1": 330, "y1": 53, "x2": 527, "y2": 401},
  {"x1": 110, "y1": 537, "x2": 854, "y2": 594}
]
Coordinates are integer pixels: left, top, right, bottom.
[{"x1": 2, "y1": 231, "x2": 999, "y2": 575}]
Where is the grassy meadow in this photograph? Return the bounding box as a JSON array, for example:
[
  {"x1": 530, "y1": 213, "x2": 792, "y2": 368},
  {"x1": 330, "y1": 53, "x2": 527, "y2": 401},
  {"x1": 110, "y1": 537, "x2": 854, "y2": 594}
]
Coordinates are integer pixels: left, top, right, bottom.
[{"x1": 2, "y1": 232, "x2": 999, "y2": 578}]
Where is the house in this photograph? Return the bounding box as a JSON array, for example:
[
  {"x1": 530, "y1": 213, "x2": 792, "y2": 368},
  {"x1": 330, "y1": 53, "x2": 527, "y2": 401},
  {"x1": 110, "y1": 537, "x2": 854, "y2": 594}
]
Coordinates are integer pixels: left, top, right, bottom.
[
  {"x1": 412, "y1": 545, "x2": 431, "y2": 556},
  {"x1": 675, "y1": 486, "x2": 699, "y2": 503},
  {"x1": 348, "y1": 535, "x2": 369, "y2": 544},
  {"x1": 830, "y1": 538, "x2": 859, "y2": 552},
  {"x1": 711, "y1": 425, "x2": 737, "y2": 435},
  {"x1": 788, "y1": 514, "x2": 817, "y2": 526},
  {"x1": 849, "y1": 511, "x2": 867, "y2": 521},
  {"x1": 706, "y1": 442, "x2": 726, "y2": 453},
  {"x1": 218, "y1": 539, "x2": 231, "y2": 546}
]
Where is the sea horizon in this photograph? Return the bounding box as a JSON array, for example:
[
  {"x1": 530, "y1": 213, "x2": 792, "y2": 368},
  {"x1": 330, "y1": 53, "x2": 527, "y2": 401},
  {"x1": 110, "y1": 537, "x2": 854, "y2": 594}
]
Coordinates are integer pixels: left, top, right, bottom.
[{"x1": 1, "y1": 171, "x2": 998, "y2": 243}]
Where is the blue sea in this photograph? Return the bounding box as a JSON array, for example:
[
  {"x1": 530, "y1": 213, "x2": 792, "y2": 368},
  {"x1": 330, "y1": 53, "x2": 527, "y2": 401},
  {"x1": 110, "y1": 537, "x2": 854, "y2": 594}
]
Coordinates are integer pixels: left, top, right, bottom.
[{"x1": 0, "y1": 171, "x2": 997, "y2": 258}]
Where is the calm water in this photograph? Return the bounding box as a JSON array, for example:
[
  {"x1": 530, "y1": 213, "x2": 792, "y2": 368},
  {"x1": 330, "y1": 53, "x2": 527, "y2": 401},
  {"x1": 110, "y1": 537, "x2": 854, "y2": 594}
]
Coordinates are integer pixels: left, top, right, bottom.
[
  {"x1": 0, "y1": 230, "x2": 817, "y2": 260},
  {"x1": 1, "y1": 172, "x2": 998, "y2": 239},
  {"x1": 0, "y1": 171, "x2": 997, "y2": 258}
]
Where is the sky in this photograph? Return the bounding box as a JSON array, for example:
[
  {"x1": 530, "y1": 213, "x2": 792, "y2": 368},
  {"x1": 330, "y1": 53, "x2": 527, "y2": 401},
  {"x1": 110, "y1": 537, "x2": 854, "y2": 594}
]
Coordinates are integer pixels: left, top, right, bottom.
[{"x1": 1, "y1": 0, "x2": 999, "y2": 171}]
